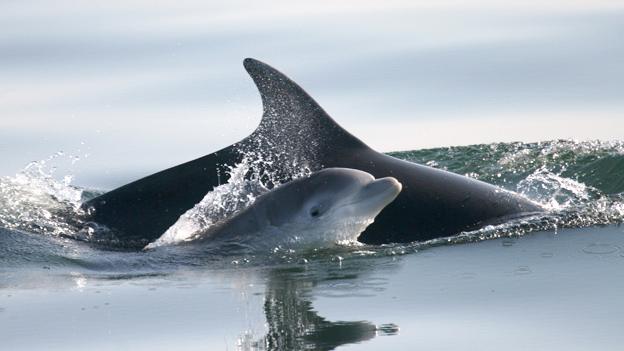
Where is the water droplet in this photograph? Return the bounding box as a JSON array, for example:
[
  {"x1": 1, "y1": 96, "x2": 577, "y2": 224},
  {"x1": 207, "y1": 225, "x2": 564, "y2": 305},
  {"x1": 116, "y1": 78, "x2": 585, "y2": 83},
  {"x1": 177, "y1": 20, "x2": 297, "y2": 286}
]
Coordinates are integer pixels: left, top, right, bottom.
[{"x1": 331, "y1": 255, "x2": 343, "y2": 263}]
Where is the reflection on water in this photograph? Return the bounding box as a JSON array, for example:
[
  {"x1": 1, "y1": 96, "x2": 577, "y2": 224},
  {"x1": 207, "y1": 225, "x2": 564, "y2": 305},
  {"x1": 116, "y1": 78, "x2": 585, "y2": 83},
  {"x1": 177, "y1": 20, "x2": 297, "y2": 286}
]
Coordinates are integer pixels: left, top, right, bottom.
[
  {"x1": 230, "y1": 255, "x2": 401, "y2": 350},
  {"x1": 0, "y1": 225, "x2": 403, "y2": 351},
  {"x1": 257, "y1": 266, "x2": 377, "y2": 350}
]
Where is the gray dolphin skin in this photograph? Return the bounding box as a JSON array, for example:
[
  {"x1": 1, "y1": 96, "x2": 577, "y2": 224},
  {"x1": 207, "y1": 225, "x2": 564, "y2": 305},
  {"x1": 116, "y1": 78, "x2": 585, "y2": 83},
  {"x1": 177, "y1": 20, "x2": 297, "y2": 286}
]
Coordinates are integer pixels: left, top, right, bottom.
[
  {"x1": 83, "y1": 58, "x2": 542, "y2": 247},
  {"x1": 176, "y1": 168, "x2": 402, "y2": 249}
]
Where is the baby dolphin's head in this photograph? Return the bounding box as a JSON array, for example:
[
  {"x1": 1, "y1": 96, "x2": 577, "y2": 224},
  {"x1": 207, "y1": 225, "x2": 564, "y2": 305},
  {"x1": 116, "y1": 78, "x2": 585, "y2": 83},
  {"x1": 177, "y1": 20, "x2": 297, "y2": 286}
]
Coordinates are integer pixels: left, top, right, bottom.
[{"x1": 255, "y1": 168, "x2": 402, "y2": 248}]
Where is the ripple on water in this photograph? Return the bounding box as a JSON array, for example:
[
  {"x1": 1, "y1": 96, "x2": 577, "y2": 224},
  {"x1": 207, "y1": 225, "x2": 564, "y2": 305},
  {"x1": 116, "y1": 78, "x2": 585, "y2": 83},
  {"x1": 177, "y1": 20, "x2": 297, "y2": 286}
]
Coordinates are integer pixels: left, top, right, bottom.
[
  {"x1": 582, "y1": 243, "x2": 620, "y2": 255},
  {"x1": 317, "y1": 281, "x2": 380, "y2": 298},
  {"x1": 317, "y1": 291, "x2": 377, "y2": 298},
  {"x1": 458, "y1": 272, "x2": 477, "y2": 280},
  {"x1": 514, "y1": 266, "x2": 532, "y2": 275},
  {"x1": 360, "y1": 277, "x2": 389, "y2": 287},
  {"x1": 502, "y1": 239, "x2": 516, "y2": 247}
]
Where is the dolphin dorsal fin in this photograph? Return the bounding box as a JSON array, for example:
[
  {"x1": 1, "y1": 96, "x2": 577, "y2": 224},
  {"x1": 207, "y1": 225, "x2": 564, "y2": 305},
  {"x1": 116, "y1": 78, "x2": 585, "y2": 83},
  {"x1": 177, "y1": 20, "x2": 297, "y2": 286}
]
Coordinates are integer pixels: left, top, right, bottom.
[{"x1": 243, "y1": 58, "x2": 367, "y2": 163}]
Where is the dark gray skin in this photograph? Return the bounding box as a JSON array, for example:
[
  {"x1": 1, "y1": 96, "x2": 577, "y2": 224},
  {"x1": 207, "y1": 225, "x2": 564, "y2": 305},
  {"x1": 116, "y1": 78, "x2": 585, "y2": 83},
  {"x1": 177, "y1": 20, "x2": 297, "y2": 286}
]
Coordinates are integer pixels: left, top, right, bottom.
[{"x1": 83, "y1": 58, "x2": 542, "y2": 248}]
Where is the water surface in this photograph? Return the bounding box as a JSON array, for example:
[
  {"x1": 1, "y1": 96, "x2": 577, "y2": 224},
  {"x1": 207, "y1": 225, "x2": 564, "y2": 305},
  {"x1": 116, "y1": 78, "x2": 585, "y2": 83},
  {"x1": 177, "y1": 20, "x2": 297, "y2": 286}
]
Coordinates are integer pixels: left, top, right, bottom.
[{"x1": 1, "y1": 140, "x2": 624, "y2": 350}]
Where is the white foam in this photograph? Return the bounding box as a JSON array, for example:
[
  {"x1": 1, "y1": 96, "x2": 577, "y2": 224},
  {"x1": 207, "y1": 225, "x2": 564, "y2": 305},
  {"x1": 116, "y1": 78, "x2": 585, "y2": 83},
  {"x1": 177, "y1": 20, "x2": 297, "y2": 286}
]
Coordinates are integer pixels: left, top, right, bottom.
[
  {"x1": 146, "y1": 157, "x2": 268, "y2": 248},
  {"x1": 0, "y1": 156, "x2": 84, "y2": 236}
]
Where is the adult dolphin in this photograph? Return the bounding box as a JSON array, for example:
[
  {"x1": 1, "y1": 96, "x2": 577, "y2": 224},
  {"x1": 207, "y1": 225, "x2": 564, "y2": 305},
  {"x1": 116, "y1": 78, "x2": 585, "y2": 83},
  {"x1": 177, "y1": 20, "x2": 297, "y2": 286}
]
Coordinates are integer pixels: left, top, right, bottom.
[{"x1": 83, "y1": 58, "x2": 542, "y2": 247}]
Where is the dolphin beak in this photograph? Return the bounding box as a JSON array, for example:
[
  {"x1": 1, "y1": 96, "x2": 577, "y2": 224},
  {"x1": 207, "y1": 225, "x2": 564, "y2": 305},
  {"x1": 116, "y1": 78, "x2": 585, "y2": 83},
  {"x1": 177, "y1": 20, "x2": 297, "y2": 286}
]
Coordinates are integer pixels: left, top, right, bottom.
[
  {"x1": 361, "y1": 177, "x2": 402, "y2": 208},
  {"x1": 372, "y1": 177, "x2": 402, "y2": 197}
]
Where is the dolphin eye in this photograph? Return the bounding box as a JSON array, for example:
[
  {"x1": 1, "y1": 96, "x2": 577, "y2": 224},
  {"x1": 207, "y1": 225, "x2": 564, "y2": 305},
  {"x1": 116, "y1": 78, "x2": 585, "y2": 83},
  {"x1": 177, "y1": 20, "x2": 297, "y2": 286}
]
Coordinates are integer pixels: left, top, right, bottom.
[{"x1": 310, "y1": 207, "x2": 321, "y2": 218}]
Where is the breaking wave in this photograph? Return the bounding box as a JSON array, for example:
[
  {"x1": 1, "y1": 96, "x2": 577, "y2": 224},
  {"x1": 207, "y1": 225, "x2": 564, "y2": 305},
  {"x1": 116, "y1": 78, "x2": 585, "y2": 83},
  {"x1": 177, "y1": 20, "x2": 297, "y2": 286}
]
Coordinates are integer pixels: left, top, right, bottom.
[{"x1": 389, "y1": 139, "x2": 624, "y2": 246}]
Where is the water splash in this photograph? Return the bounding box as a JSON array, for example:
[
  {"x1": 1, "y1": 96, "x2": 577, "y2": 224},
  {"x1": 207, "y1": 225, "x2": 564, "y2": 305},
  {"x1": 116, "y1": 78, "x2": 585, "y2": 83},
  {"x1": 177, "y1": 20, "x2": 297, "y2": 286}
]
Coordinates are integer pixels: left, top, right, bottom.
[
  {"x1": 149, "y1": 115, "x2": 328, "y2": 249},
  {"x1": 148, "y1": 157, "x2": 270, "y2": 248},
  {"x1": 0, "y1": 155, "x2": 85, "y2": 237},
  {"x1": 148, "y1": 151, "x2": 314, "y2": 248}
]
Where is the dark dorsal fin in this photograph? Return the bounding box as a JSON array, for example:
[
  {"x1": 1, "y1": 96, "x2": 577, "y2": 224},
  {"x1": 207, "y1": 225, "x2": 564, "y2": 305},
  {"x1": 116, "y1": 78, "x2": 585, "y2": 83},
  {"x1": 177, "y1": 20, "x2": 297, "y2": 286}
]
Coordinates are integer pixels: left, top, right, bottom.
[
  {"x1": 242, "y1": 58, "x2": 367, "y2": 159},
  {"x1": 83, "y1": 58, "x2": 367, "y2": 246}
]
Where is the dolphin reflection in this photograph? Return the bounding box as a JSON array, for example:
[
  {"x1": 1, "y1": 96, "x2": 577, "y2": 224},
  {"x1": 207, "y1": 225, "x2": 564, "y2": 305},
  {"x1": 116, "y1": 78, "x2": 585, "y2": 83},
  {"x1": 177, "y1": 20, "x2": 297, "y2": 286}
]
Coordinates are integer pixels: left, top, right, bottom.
[{"x1": 248, "y1": 257, "x2": 401, "y2": 350}]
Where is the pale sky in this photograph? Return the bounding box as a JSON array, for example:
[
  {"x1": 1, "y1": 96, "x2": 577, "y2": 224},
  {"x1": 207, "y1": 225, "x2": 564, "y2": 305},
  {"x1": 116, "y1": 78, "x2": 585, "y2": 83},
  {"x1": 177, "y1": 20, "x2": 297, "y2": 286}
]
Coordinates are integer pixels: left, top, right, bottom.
[{"x1": 1, "y1": 0, "x2": 623, "y2": 188}]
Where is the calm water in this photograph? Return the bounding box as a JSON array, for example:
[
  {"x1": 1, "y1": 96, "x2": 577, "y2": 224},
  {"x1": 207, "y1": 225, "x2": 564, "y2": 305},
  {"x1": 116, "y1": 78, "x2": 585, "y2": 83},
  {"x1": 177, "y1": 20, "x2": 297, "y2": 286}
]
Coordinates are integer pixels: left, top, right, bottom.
[
  {"x1": 1, "y1": 140, "x2": 624, "y2": 350},
  {"x1": 2, "y1": 225, "x2": 624, "y2": 350}
]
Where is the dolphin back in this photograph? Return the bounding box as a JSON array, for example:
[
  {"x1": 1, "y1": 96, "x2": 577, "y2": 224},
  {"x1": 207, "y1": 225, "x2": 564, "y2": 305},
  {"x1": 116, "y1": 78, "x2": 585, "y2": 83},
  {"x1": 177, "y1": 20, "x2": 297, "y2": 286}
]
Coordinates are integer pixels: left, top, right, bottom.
[{"x1": 82, "y1": 146, "x2": 240, "y2": 246}]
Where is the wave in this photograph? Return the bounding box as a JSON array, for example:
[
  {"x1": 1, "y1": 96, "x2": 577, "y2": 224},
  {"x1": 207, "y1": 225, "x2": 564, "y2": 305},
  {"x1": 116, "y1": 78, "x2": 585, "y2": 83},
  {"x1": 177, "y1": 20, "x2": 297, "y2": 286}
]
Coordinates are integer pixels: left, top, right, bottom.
[
  {"x1": 390, "y1": 139, "x2": 624, "y2": 244},
  {"x1": 1, "y1": 139, "x2": 623, "y2": 261}
]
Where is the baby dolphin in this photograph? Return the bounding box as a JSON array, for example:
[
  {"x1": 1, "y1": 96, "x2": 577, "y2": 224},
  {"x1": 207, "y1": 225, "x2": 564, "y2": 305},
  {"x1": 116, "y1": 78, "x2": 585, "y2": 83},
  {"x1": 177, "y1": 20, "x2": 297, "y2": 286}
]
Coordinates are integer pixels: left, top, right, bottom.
[{"x1": 162, "y1": 168, "x2": 401, "y2": 251}]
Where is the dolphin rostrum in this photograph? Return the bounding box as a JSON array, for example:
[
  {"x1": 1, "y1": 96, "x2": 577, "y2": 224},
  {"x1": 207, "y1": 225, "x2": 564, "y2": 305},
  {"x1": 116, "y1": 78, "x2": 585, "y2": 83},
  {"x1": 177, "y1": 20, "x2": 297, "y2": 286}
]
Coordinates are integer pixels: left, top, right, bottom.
[{"x1": 83, "y1": 58, "x2": 542, "y2": 247}]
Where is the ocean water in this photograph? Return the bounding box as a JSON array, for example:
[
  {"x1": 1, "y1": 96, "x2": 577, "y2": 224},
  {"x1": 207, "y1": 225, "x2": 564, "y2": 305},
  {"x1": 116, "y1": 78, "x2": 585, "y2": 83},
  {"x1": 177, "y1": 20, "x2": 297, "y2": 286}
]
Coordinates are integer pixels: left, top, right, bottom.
[{"x1": 1, "y1": 139, "x2": 624, "y2": 350}]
